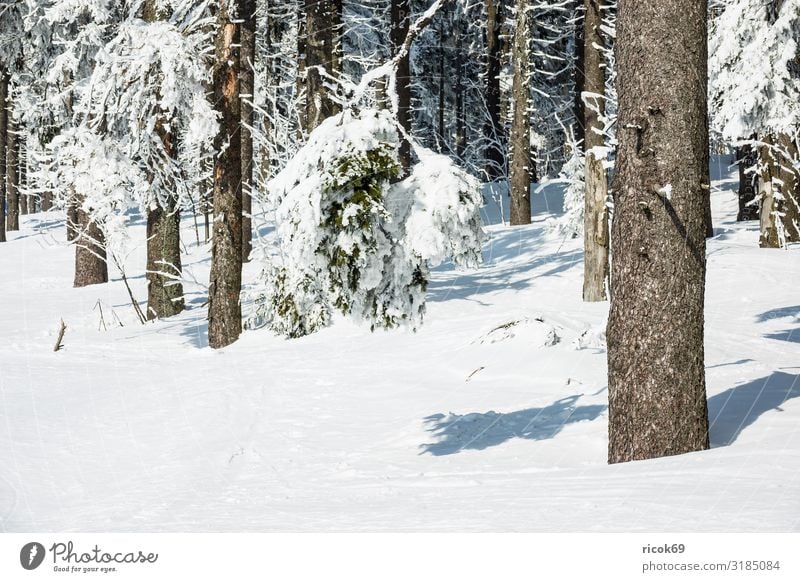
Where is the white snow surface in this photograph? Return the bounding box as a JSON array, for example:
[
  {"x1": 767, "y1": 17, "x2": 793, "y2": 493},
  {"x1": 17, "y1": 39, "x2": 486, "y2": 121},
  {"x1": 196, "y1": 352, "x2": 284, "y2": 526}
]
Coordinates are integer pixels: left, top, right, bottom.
[{"x1": 1, "y1": 157, "x2": 799, "y2": 532}]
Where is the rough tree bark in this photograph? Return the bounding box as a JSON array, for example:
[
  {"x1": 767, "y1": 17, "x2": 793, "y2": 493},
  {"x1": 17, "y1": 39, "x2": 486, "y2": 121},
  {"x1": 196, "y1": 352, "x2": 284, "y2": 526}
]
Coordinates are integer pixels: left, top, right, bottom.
[
  {"x1": 485, "y1": 0, "x2": 505, "y2": 181},
  {"x1": 0, "y1": 68, "x2": 6, "y2": 243},
  {"x1": 759, "y1": 134, "x2": 800, "y2": 247},
  {"x1": 607, "y1": 0, "x2": 710, "y2": 463},
  {"x1": 391, "y1": 0, "x2": 412, "y2": 172},
  {"x1": 18, "y1": 138, "x2": 27, "y2": 215},
  {"x1": 240, "y1": 0, "x2": 256, "y2": 262},
  {"x1": 304, "y1": 0, "x2": 342, "y2": 132},
  {"x1": 143, "y1": 0, "x2": 185, "y2": 319},
  {"x1": 736, "y1": 143, "x2": 758, "y2": 221},
  {"x1": 454, "y1": 19, "x2": 466, "y2": 161},
  {"x1": 208, "y1": 0, "x2": 244, "y2": 349},
  {"x1": 73, "y1": 197, "x2": 108, "y2": 287},
  {"x1": 509, "y1": 0, "x2": 531, "y2": 226},
  {"x1": 573, "y1": 0, "x2": 585, "y2": 149},
  {"x1": 582, "y1": 0, "x2": 609, "y2": 302},
  {"x1": 6, "y1": 102, "x2": 19, "y2": 232},
  {"x1": 776, "y1": 133, "x2": 800, "y2": 243}
]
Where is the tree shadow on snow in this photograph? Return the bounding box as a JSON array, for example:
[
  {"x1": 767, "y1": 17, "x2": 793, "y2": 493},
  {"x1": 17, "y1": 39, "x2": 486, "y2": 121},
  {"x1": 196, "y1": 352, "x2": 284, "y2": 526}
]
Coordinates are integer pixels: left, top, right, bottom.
[
  {"x1": 708, "y1": 372, "x2": 800, "y2": 447},
  {"x1": 755, "y1": 305, "x2": 800, "y2": 345},
  {"x1": 420, "y1": 394, "x2": 606, "y2": 456}
]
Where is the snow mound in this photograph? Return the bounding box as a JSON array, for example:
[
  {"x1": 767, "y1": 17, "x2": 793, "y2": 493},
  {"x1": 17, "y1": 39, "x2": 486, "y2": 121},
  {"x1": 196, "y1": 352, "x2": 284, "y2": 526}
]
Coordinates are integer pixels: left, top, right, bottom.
[{"x1": 475, "y1": 317, "x2": 561, "y2": 347}]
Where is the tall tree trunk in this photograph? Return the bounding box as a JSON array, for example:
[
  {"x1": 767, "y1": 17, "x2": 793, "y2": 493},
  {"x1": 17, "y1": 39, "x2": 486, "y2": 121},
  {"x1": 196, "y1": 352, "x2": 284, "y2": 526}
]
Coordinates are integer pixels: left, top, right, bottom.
[
  {"x1": 143, "y1": 0, "x2": 185, "y2": 319},
  {"x1": 391, "y1": 0, "x2": 412, "y2": 172},
  {"x1": 208, "y1": 0, "x2": 244, "y2": 349},
  {"x1": 454, "y1": 19, "x2": 466, "y2": 161},
  {"x1": 146, "y1": 199, "x2": 184, "y2": 318},
  {"x1": 573, "y1": 0, "x2": 586, "y2": 149},
  {"x1": 777, "y1": 132, "x2": 800, "y2": 243},
  {"x1": 18, "y1": 137, "x2": 27, "y2": 214},
  {"x1": 759, "y1": 134, "x2": 800, "y2": 247},
  {"x1": 509, "y1": 0, "x2": 531, "y2": 226},
  {"x1": 0, "y1": 69, "x2": 7, "y2": 243},
  {"x1": 304, "y1": 0, "x2": 342, "y2": 132},
  {"x1": 5, "y1": 105, "x2": 19, "y2": 232},
  {"x1": 736, "y1": 143, "x2": 758, "y2": 221},
  {"x1": 582, "y1": 0, "x2": 609, "y2": 302},
  {"x1": 607, "y1": 0, "x2": 710, "y2": 463},
  {"x1": 437, "y1": 25, "x2": 445, "y2": 153},
  {"x1": 759, "y1": 136, "x2": 781, "y2": 248},
  {"x1": 241, "y1": 0, "x2": 256, "y2": 262},
  {"x1": 73, "y1": 195, "x2": 108, "y2": 287},
  {"x1": 485, "y1": 0, "x2": 505, "y2": 181}
]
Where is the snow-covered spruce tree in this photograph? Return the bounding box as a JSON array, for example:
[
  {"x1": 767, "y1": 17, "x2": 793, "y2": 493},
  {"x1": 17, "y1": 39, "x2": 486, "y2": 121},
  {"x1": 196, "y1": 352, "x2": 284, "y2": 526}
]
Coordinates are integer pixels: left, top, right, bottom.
[
  {"x1": 246, "y1": 108, "x2": 484, "y2": 338},
  {"x1": 710, "y1": 0, "x2": 800, "y2": 247},
  {"x1": 43, "y1": 0, "x2": 216, "y2": 301},
  {"x1": 39, "y1": 0, "x2": 126, "y2": 286}
]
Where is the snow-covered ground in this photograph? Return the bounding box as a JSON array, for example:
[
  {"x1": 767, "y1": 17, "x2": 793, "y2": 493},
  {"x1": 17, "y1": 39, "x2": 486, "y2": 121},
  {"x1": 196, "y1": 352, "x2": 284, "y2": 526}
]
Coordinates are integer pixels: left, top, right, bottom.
[{"x1": 1, "y1": 156, "x2": 798, "y2": 532}]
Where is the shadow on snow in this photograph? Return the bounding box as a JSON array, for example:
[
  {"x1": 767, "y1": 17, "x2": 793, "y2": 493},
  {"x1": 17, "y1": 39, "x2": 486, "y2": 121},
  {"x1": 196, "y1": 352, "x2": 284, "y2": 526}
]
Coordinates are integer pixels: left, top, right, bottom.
[{"x1": 420, "y1": 372, "x2": 800, "y2": 455}]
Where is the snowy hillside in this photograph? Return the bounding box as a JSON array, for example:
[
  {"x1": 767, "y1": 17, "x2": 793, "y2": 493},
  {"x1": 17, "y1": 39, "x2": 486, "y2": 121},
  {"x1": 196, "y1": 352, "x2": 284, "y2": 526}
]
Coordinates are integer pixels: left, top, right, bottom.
[{"x1": 0, "y1": 156, "x2": 798, "y2": 532}]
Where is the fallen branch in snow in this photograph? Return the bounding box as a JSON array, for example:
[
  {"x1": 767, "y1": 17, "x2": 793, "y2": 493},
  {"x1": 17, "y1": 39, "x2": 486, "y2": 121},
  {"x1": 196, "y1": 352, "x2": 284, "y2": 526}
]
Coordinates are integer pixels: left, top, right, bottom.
[{"x1": 54, "y1": 319, "x2": 67, "y2": 352}]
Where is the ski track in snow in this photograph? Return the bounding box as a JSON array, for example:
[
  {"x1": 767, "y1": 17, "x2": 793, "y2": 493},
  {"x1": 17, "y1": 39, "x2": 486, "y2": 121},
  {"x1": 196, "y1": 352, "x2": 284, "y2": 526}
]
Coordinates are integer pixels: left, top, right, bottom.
[{"x1": 0, "y1": 156, "x2": 798, "y2": 532}]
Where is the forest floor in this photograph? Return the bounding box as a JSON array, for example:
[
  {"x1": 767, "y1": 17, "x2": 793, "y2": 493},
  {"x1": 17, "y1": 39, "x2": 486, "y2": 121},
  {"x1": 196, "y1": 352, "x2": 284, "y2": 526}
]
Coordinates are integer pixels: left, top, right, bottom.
[{"x1": 1, "y1": 156, "x2": 798, "y2": 532}]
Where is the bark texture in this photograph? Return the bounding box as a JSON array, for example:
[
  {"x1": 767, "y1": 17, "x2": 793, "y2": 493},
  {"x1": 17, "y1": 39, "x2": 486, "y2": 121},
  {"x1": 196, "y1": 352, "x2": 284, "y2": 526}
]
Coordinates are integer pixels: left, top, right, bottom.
[
  {"x1": 143, "y1": 0, "x2": 185, "y2": 319},
  {"x1": 607, "y1": 0, "x2": 710, "y2": 464},
  {"x1": 778, "y1": 133, "x2": 800, "y2": 243},
  {"x1": 0, "y1": 69, "x2": 6, "y2": 243},
  {"x1": 759, "y1": 134, "x2": 800, "y2": 247},
  {"x1": 484, "y1": 0, "x2": 505, "y2": 181},
  {"x1": 240, "y1": 0, "x2": 256, "y2": 262},
  {"x1": 582, "y1": 0, "x2": 609, "y2": 302},
  {"x1": 73, "y1": 195, "x2": 108, "y2": 287},
  {"x1": 509, "y1": 0, "x2": 531, "y2": 226},
  {"x1": 146, "y1": 200, "x2": 184, "y2": 319},
  {"x1": 391, "y1": 0, "x2": 412, "y2": 172},
  {"x1": 5, "y1": 103, "x2": 18, "y2": 232},
  {"x1": 208, "y1": 1, "x2": 244, "y2": 349},
  {"x1": 304, "y1": 0, "x2": 342, "y2": 132}
]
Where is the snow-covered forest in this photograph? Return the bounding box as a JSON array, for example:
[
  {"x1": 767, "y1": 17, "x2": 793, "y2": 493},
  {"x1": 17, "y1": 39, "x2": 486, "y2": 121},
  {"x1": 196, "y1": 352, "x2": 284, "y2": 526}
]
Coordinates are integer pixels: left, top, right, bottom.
[{"x1": 0, "y1": 0, "x2": 798, "y2": 532}]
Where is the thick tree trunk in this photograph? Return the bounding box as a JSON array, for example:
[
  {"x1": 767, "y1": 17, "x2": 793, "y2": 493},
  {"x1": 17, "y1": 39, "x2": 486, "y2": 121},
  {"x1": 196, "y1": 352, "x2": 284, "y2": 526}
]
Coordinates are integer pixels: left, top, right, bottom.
[
  {"x1": 208, "y1": 0, "x2": 244, "y2": 349},
  {"x1": 759, "y1": 134, "x2": 800, "y2": 247},
  {"x1": 582, "y1": 0, "x2": 609, "y2": 302},
  {"x1": 146, "y1": 200, "x2": 184, "y2": 319},
  {"x1": 607, "y1": 0, "x2": 710, "y2": 464},
  {"x1": 758, "y1": 137, "x2": 781, "y2": 248},
  {"x1": 5, "y1": 106, "x2": 19, "y2": 232},
  {"x1": 777, "y1": 133, "x2": 800, "y2": 243},
  {"x1": 73, "y1": 195, "x2": 108, "y2": 287},
  {"x1": 241, "y1": 0, "x2": 256, "y2": 262},
  {"x1": 509, "y1": 0, "x2": 531, "y2": 226},
  {"x1": 143, "y1": 0, "x2": 185, "y2": 319},
  {"x1": 485, "y1": 0, "x2": 505, "y2": 180},
  {"x1": 304, "y1": 0, "x2": 342, "y2": 132},
  {"x1": 391, "y1": 0, "x2": 412, "y2": 172},
  {"x1": 0, "y1": 69, "x2": 6, "y2": 243}
]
